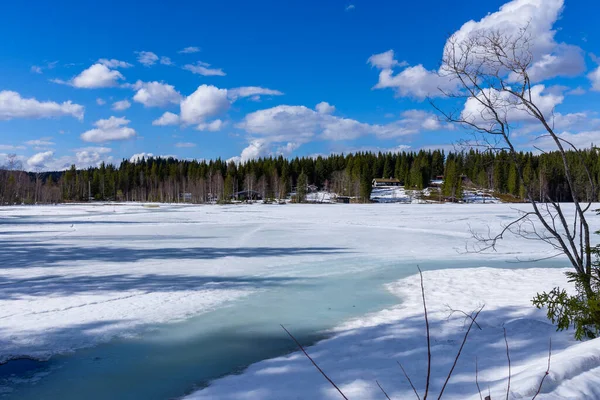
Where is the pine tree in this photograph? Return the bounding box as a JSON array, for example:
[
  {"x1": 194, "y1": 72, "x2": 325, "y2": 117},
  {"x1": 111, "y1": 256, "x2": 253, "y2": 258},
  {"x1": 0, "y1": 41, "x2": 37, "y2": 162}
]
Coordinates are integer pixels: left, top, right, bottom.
[{"x1": 296, "y1": 171, "x2": 308, "y2": 203}]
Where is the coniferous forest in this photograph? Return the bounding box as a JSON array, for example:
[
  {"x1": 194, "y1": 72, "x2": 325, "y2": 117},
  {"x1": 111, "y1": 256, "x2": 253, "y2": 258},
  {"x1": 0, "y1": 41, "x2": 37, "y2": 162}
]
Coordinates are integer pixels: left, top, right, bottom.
[{"x1": 0, "y1": 148, "x2": 598, "y2": 205}]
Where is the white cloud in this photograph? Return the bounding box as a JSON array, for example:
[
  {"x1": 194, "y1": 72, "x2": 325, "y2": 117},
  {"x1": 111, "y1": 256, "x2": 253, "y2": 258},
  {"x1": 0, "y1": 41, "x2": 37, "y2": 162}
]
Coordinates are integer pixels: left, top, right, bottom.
[
  {"x1": 152, "y1": 111, "x2": 180, "y2": 126},
  {"x1": 160, "y1": 56, "x2": 174, "y2": 66},
  {"x1": 0, "y1": 90, "x2": 84, "y2": 121},
  {"x1": 345, "y1": 5, "x2": 355, "y2": 11},
  {"x1": 112, "y1": 99, "x2": 131, "y2": 111},
  {"x1": 196, "y1": 119, "x2": 224, "y2": 131},
  {"x1": 175, "y1": 142, "x2": 196, "y2": 148},
  {"x1": 228, "y1": 86, "x2": 283, "y2": 101},
  {"x1": 180, "y1": 85, "x2": 230, "y2": 125},
  {"x1": 130, "y1": 153, "x2": 153, "y2": 163},
  {"x1": 75, "y1": 146, "x2": 112, "y2": 165},
  {"x1": 315, "y1": 101, "x2": 335, "y2": 115},
  {"x1": 534, "y1": 130, "x2": 600, "y2": 152},
  {"x1": 367, "y1": 50, "x2": 406, "y2": 70},
  {"x1": 371, "y1": 0, "x2": 583, "y2": 98},
  {"x1": 461, "y1": 84, "x2": 563, "y2": 125},
  {"x1": 25, "y1": 139, "x2": 55, "y2": 147},
  {"x1": 183, "y1": 62, "x2": 226, "y2": 76},
  {"x1": 136, "y1": 51, "x2": 159, "y2": 66},
  {"x1": 30, "y1": 61, "x2": 58, "y2": 74},
  {"x1": 238, "y1": 104, "x2": 439, "y2": 144},
  {"x1": 27, "y1": 151, "x2": 54, "y2": 168},
  {"x1": 568, "y1": 87, "x2": 586, "y2": 96},
  {"x1": 96, "y1": 98, "x2": 106, "y2": 106},
  {"x1": 0, "y1": 144, "x2": 26, "y2": 151},
  {"x1": 131, "y1": 81, "x2": 182, "y2": 108},
  {"x1": 178, "y1": 46, "x2": 201, "y2": 54},
  {"x1": 523, "y1": 44, "x2": 585, "y2": 82},
  {"x1": 373, "y1": 64, "x2": 457, "y2": 99},
  {"x1": 589, "y1": 66, "x2": 600, "y2": 91},
  {"x1": 54, "y1": 64, "x2": 124, "y2": 88},
  {"x1": 98, "y1": 58, "x2": 133, "y2": 68},
  {"x1": 81, "y1": 116, "x2": 136, "y2": 143}
]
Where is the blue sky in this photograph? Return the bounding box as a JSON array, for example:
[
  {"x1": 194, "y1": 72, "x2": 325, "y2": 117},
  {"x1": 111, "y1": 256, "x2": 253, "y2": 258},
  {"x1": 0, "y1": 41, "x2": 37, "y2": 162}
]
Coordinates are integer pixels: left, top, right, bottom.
[{"x1": 0, "y1": 0, "x2": 599, "y2": 170}]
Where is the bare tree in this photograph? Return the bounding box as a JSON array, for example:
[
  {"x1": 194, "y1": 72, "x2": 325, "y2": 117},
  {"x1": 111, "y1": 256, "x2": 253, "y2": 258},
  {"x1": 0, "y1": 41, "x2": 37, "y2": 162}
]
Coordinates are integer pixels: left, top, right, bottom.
[{"x1": 433, "y1": 24, "x2": 597, "y2": 299}]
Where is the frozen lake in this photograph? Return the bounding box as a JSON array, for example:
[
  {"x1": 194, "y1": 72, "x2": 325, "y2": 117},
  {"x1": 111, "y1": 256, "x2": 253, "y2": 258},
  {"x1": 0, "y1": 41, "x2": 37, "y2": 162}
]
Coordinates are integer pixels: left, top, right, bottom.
[{"x1": 0, "y1": 203, "x2": 590, "y2": 398}]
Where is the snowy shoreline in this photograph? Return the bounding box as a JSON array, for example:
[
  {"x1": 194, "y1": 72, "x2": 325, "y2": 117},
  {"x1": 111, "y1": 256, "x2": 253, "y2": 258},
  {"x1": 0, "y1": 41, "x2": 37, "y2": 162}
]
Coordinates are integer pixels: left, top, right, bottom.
[{"x1": 188, "y1": 267, "x2": 600, "y2": 400}]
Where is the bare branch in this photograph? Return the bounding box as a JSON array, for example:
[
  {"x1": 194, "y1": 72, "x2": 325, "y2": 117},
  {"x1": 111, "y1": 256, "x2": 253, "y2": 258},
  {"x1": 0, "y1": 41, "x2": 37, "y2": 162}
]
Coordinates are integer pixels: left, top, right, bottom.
[
  {"x1": 419, "y1": 266, "x2": 432, "y2": 400},
  {"x1": 376, "y1": 380, "x2": 392, "y2": 400},
  {"x1": 398, "y1": 361, "x2": 421, "y2": 400},
  {"x1": 437, "y1": 305, "x2": 485, "y2": 399},
  {"x1": 281, "y1": 324, "x2": 348, "y2": 400},
  {"x1": 504, "y1": 328, "x2": 511, "y2": 400},
  {"x1": 531, "y1": 338, "x2": 552, "y2": 400}
]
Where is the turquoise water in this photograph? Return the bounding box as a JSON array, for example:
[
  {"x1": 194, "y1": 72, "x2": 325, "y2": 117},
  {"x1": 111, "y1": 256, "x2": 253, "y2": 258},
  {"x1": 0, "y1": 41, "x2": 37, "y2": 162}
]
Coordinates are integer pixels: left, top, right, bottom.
[{"x1": 0, "y1": 259, "x2": 560, "y2": 399}]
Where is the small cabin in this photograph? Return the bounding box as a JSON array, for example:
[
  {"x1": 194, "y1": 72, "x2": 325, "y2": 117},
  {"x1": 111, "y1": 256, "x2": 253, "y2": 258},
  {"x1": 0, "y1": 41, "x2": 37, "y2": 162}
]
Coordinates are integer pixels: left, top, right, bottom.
[{"x1": 372, "y1": 178, "x2": 401, "y2": 187}]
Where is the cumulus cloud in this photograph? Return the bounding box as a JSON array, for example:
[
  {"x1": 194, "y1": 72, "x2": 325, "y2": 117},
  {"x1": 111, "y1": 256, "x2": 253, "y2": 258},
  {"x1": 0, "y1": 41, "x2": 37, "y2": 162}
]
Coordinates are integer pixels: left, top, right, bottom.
[
  {"x1": 160, "y1": 56, "x2": 174, "y2": 66},
  {"x1": 75, "y1": 146, "x2": 112, "y2": 165},
  {"x1": 237, "y1": 104, "x2": 442, "y2": 145},
  {"x1": 130, "y1": 153, "x2": 153, "y2": 163},
  {"x1": 27, "y1": 151, "x2": 54, "y2": 168},
  {"x1": 178, "y1": 46, "x2": 200, "y2": 54},
  {"x1": 81, "y1": 116, "x2": 136, "y2": 143},
  {"x1": 534, "y1": 130, "x2": 600, "y2": 152},
  {"x1": 152, "y1": 112, "x2": 180, "y2": 126},
  {"x1": 130, "y1": 81, "x2": 182, "y2": 108},
  {"x1": 152, "y1": 111, "x2": 180, "y2": 126},
  {"x1": 136, "y1": 51, "x2": 159, "y2": 66},
  {"x1": 151, "y1": 85, "x2": 283, "y2": 130},
  {"x1": 370, "y1": 0, "x2": 584, "y2": 98},
  {"x1": 196, "y1": 119, "x2": 224, "y2": 131},
  {"x1": 0, "y1": 90, "x2": 84, "y2": 121},
  {"x1": 367, "y1": 50, "x2": 407, "y2": 70},
  {"x1": 183, "y1": 62, "x2": 226, "y2": 76},
  {"x1": 98, "y1": 58, "x2": 133, "y2": 68},
  {"x1": 96, "y1": 98, "x2": 106, "y2": 106},
  {"x1": 461, "y1": 84, "x2": 564, "y2": 126},
  {"x1": 112, "y1": 99, "x2": 131, "y2": 111},
  {"x1": 53, "y1": 64, "x2": 124, "y2": 88},
  {"x1": 228, "y1": 87, "x2": 283, "y2": 101},
  {"x1": 315, "y1": 101, "x2": 335, "y2": 115},
  {"x1": 589, "y1": 66, "x2": 600, "y2": 91},
  {"x1": 180, "y1": 85, "x2": 230, "y2": 125}
]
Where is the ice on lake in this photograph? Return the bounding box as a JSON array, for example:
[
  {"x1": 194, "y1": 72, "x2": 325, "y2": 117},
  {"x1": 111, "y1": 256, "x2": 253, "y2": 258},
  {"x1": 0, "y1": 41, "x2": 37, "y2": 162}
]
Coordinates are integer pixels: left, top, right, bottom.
[{"x1": 0, "y1": 203, "x2": 597, "y2": 399}]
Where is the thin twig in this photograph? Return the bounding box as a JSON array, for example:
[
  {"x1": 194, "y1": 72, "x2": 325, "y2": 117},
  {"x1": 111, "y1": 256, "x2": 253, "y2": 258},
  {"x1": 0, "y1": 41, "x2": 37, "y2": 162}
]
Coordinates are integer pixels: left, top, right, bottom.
[
  {"x1": 437, "y1": 305, "x2": 485, "y2": 399},
  {"x1": 418, "y1": 266, "x2": 432, "y2": 400},
  {"x1": 504, "y1": 328, "x2": 511, "y2": 400},
  {"x1": 376, "y1": 380, "x2": 392, "y2": 400},
  {"x1": 281, "y1": 324, "x2": 348, "y2": 400},
  {"x1": 475, "y1": 357, "x2": 483, "y2": 400},
  {"x1": 531, "y1": 338, "x2": 552, "y2": 400},
  {"x1": 446, "y1": 306, "x2": 483, "y2": 330},
  {"x1": 398, "y1": 361, "x2": 421, "y2": 400}
]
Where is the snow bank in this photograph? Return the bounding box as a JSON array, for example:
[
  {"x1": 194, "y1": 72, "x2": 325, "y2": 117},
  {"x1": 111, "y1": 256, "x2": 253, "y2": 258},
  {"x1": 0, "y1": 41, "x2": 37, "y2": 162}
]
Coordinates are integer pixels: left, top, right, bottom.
[{"x1": 188, "y1": 267, "x2": 600, "y2": 400}]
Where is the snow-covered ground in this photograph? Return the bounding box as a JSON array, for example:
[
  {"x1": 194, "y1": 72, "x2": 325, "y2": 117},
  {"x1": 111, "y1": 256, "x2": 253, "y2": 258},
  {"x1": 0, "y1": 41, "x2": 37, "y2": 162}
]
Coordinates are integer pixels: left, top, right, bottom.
[
  {"x1": 189, "y1": 267, "x2": 600, "y2": 399},
  {"x1": 1, "y1": 203, "x2": 599, "y2": 398}
]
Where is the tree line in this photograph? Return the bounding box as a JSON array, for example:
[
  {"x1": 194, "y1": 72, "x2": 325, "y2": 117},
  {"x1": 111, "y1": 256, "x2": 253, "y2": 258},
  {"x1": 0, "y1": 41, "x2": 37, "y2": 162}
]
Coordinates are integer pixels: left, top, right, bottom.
[{"x1": 0, "y1": 148, "x2": 599, "y2": 205}]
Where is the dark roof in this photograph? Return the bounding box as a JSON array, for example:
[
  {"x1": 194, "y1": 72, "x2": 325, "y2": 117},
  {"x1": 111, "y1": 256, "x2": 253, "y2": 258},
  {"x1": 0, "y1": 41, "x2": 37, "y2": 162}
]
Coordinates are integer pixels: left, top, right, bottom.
[{"x1": 373, "y1": 178, "x2": 400, "y2": 183}]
